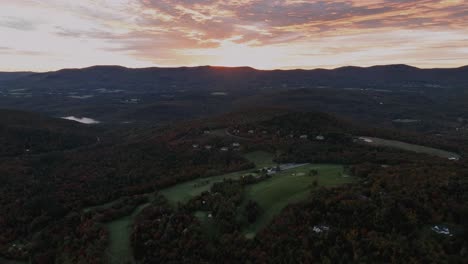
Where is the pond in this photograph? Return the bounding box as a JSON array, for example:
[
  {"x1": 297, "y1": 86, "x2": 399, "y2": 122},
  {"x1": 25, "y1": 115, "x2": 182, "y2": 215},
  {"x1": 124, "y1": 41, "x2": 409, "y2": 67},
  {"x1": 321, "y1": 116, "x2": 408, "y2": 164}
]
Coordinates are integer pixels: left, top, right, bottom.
[{"x1": 62, "y1": 116, "x2": 100, "y2": 124}]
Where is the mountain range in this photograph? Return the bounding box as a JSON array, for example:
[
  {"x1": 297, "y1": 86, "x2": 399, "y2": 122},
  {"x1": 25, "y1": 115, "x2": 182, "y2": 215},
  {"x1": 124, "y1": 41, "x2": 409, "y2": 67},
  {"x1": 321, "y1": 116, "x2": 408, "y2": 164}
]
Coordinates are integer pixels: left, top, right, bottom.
[{"x1": 2, "y1": 64, "x2": 468, "y2": 91}]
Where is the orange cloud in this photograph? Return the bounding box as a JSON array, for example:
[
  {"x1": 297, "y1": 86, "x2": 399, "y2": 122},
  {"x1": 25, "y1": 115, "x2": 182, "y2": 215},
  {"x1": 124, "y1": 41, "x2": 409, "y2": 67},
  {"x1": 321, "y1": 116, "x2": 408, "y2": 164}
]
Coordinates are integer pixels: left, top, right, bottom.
[{"x1": 0, "y1": 0, "x2": 467, "y2": 70}]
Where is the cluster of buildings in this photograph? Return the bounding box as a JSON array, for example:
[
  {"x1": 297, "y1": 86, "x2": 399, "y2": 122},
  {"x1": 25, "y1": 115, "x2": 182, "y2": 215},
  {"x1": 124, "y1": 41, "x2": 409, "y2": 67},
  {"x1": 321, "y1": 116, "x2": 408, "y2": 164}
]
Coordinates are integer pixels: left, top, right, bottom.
[
  {"x1": 192, "y1": 142, "x2": 241, "y2": 152},
  {"x1": 258, "y1": 166, "x2": 281, "y2": 175}
]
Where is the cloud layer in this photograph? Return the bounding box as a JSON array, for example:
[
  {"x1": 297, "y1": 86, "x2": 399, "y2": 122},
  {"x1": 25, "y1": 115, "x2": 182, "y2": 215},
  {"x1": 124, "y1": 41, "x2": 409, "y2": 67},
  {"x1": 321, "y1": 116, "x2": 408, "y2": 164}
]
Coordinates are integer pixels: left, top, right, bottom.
[{"x1": 0, "y1": 0, "x2": 467, "y2": 70}]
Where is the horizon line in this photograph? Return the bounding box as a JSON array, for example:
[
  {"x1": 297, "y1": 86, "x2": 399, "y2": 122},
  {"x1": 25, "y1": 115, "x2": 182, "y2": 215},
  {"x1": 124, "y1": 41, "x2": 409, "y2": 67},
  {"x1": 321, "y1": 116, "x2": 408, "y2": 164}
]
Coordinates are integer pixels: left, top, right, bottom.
[{"x1": 1, "y1": 63, "x2": 468, "y2": 73}]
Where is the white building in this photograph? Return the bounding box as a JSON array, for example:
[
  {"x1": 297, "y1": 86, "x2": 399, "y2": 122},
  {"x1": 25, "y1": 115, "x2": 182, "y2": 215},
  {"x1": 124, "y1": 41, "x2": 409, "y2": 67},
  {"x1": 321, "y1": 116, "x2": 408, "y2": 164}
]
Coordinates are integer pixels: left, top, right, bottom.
[
  {"x1": 431, "y1": 225, "x2": 452, "y2": 236},
  {"x1": 312, "y1": 225, "x2": 330, "y2": 233},
  {"x1": 315, "y1": 135, "x2": 325, "y2": 141}
]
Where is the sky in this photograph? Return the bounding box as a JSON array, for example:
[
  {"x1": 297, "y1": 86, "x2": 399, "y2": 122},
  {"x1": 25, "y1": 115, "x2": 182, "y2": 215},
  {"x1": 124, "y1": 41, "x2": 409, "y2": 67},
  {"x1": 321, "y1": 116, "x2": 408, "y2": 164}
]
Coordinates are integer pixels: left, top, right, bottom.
[{"x1": 0, "y1": 0, "x2": 467, "y2": 71}]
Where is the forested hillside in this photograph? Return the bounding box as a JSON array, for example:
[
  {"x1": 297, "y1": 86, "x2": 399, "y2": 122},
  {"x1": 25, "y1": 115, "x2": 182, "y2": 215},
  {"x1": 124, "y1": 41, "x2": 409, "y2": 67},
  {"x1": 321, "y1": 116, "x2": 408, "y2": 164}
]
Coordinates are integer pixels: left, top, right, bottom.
[
  {"x1": 0, "y1": 108, "x2": 466, "y2": 263},
  {"x1": 0, "y1": 109, "x2": 98, "y2": 157}
]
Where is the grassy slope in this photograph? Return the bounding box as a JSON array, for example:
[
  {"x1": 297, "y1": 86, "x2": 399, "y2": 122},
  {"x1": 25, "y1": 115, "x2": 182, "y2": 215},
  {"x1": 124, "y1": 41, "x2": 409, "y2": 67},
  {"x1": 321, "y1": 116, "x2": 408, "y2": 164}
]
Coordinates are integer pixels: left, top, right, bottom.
[
  {"x1": 360, "y1": 136, "x2": 460, "y2": 159},
  {"x1": 241, "y1": 164, "x2": 353, "y2": 237},
  {"x1": 105, "y1": 203, "x2": 150, "y2": 264},
  {"x1": 160, "y1": 151, "x2": 275, "y2": 205},
  {"x1": 97, "y1": 151, "x2": 351, "y2": 261},
  {"x1": 160, "y1": 151, "x2": 354, "y2": 237}
]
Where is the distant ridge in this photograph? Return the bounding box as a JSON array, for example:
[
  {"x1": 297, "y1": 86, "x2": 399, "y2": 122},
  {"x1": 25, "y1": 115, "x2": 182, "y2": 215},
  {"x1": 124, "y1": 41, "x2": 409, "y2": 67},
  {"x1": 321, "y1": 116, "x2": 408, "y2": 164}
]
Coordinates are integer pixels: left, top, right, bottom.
[
  {"x1": 0, "y1": 72, "x2": 33, "y2": 81},
  {"x1": 4, "y1": 63, "x2": 468, "y2": 74},
  {"x1": 1, "y1": 64, "x2": 467, "y2": 94}
]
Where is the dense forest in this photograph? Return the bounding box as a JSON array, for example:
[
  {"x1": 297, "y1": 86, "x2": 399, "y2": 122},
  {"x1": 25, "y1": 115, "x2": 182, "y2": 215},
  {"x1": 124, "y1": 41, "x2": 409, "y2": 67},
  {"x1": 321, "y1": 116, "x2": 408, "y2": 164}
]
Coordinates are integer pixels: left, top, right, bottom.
[
  {"x1": 0, "y1": 109, "x2": 98, "y2": 157},
  {"x1": 0, "y1": 108, "x2": 466, "y2": 263}
]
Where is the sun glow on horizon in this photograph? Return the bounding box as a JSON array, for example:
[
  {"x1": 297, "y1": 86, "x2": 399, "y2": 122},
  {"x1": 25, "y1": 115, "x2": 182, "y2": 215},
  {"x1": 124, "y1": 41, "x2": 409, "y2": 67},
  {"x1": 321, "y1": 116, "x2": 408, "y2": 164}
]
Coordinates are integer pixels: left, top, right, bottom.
[
  {"x1": 178, "y1": 39, "x2": 285, "y2": 69},
  {"x1": 0, "y1": 0, "x2": 467, "y2": 71}
]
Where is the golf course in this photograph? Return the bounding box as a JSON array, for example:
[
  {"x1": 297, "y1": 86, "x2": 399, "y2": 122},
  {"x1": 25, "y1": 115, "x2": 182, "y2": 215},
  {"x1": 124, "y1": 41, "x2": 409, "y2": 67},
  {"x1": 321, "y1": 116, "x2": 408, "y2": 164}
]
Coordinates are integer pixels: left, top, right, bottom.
[
  {"x1": 86, "y1": 151, "x2": 354, "y2": 263},
  {"x1": 240, "y1": 163, "x2": 353, "y2": 237}
]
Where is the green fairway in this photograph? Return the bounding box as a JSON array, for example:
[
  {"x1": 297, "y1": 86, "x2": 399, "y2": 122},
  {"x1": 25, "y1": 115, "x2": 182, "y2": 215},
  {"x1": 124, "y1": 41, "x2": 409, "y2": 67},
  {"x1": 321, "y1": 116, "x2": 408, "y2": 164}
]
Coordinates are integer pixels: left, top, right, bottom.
[
  {"x1": 94, "y1": 151, "x2": 351, "y2": 262},
  {"x1": 358, "y1": 136, "x2": 460, "y2": 159},
  {"x1": 160, "y1": 152, "x2": 353, "y2": 238},
  {"x1": 105, "y1": 202, "x2": 150, "y2": 264},
  {"x1": 160, "y1": 151, "x2": 275, "y2": 205},
  {"x1": 241, "y1": 164, "x2": 353, "y2": 237},
  {"x1": 194, "y1": 211, "x2": 218, "y2": 239}
]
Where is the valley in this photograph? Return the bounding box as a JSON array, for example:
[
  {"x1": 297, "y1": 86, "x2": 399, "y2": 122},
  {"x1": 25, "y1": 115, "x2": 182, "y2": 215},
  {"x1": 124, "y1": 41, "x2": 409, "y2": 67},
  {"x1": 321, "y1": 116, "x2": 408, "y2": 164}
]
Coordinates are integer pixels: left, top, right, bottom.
[
  {"x1": 2, "y1": 0, "x2": 468, "y2": 262},
  {"x1": 87, "y1": 151, "x2": 353, "y2": 263},
  {"x1": 0, "y1": 67, "x2": 467, "y2": 263},
  {"x1": 1, "y1": 65, "x2": 468, "y2": 137}
]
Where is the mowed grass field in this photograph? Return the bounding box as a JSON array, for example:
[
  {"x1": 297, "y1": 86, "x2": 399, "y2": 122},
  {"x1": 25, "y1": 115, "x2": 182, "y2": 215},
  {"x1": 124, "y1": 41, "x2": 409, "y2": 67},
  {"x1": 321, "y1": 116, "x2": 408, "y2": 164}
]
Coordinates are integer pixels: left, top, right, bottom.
[
  {"x1": 85, "y1": 151, "x2": 353, "y2": 261},
  {"x1": 160, "y1": 151, "x2": 354, "y2": 238},
  {"x1": 359, "y1": 136, "x2": 460, "y2": 159},
  {"x1": 105, "y1": 202, "x2": 150, "y2": 264},
  {"x1": 160, "y1": 151, "x2": 275, "y2": 205},
  {"x1": 241, "y1": 164, "x2": 352, "y2": 237}
]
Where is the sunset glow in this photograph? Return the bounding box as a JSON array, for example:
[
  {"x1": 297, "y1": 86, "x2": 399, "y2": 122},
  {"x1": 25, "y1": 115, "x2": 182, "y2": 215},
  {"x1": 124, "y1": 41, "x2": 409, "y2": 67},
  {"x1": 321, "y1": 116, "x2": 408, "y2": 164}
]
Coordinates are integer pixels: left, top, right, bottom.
[{"x1": 1, "y1": 0, "x2": 467, "y2": 71}]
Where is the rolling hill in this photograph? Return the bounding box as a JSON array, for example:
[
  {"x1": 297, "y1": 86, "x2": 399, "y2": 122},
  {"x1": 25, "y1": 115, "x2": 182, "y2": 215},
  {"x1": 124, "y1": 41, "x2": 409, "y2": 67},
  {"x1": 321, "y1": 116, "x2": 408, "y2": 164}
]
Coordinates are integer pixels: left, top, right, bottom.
[{"x1": 0, "y1": 109, "x2": 98, "y2": 157}]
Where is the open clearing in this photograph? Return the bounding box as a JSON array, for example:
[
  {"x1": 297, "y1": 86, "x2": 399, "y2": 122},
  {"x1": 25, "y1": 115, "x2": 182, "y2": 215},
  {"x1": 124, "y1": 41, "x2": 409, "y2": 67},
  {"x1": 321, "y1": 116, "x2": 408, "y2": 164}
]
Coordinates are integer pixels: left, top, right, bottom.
[
  {"x1": 241, "y1": 164, "x2": 352, "y2": 237},
  {"x1": 160, "y1": 151, "x2": 275, "y2": 205},
  {"x1": 86, "y1": 151, "x2": 352, "y2": 261},
  {"x1": 358, "y1": 136, "x2": 460, "y2": 159},
  {"x1": 160, "y1": 151, "x2": 353, "y2": 238},
  {"x1": 105, "y1": 203, "x2": 150, "y2": 264},
  {"x1": 83, "y1": 152, "x2": 273, "y2": 264}
]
